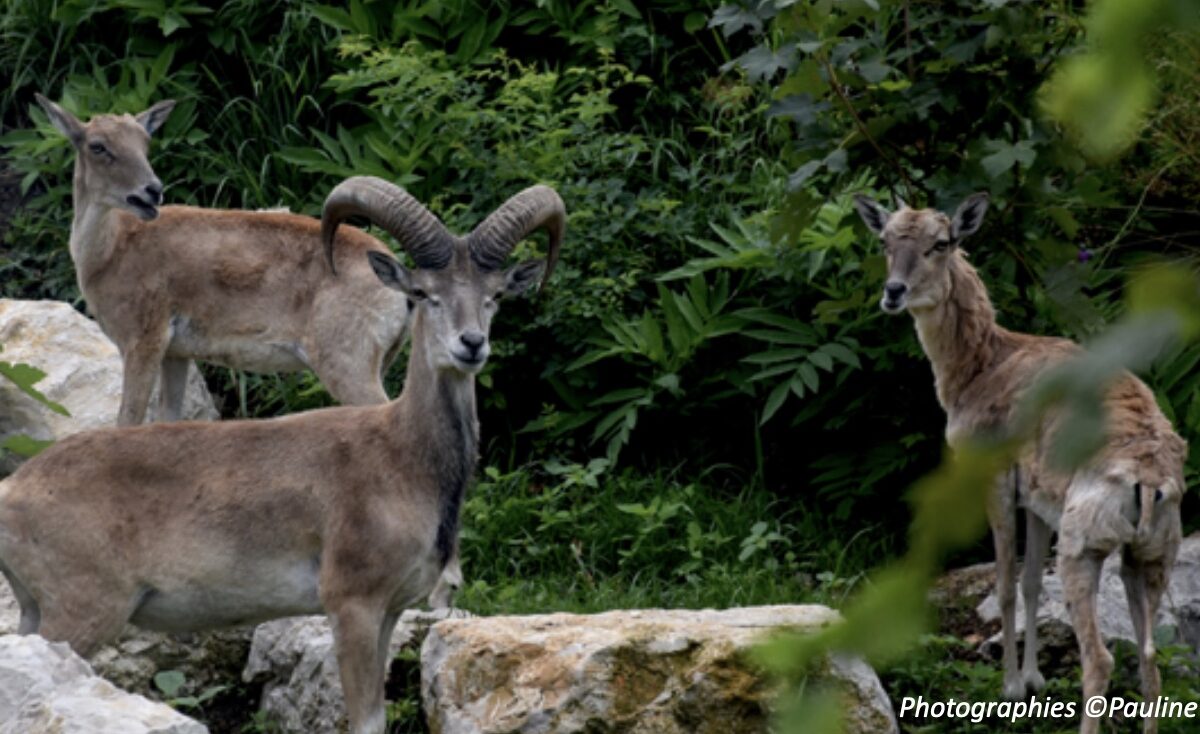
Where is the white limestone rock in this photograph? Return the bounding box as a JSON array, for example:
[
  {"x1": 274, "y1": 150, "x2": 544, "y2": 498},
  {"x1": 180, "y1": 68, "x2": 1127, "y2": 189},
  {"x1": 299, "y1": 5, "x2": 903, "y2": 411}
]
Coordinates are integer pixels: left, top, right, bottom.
[
  {"x1": 420, "y1": 605, "x2": 898, "y2": 734},
  {"x1": 0, "y1": 634, "x2": 207, "y2": 734},
  {"x1": 0, "y1": 298, "x2": 218, "y2": 473}
]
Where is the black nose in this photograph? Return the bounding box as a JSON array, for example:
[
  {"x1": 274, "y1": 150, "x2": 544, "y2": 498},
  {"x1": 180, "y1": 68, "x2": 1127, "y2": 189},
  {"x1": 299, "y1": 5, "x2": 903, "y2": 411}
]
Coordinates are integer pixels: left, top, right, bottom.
[
  {"x1": 145, "y1": 182, "x2": 163, "y2": 205},
  {"x1": 884, "y1": 282, "x2": 907, "y2": 300},
  {"x1": 460, "y1": 331, "x2": 485, "y2": 353}
]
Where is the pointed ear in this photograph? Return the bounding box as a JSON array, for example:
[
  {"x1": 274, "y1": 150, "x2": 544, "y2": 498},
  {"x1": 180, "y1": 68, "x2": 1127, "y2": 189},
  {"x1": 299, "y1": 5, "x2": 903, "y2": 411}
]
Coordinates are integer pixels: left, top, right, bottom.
[
  {"x1": 503, "y1": 259, "x2": 546, "y2": 296},
  {"x1": 135, "y1": 99, "x2": 176, "y2": 136},
  {"x1": 367, "y1": 251, "x2": 416, "y2": 294},
  {"x1": 951, "y1": 193, "x2": 989, "y2": 240},
  {"x1": 35, "y1": 93, "x2": 84, "y2": 147},
  {"x1": 852, "y1": 194, "x2": 890, "y2": 237}
]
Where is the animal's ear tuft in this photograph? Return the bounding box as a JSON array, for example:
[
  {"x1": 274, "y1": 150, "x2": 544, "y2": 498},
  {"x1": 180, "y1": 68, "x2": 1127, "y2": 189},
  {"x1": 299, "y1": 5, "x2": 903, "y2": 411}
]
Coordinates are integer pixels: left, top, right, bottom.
[
  {"x1": 951, "y1": 192, "x2": 989, "y2": 240},
  {"x1": 367, "y1": 251, "x2": 415, "y2": 294},
  {"x1": 504, "y1": 259, "x2": 546, "y2": 296},
  {"x1": 135, "y1": 99, "x2": 176, "y2": 136},
  {"x1": 35, "y1": 93, "x2": 84, "y2": 148},
  {"x1": 852, "y1": 194, "x2": 890, "y2": 237}
]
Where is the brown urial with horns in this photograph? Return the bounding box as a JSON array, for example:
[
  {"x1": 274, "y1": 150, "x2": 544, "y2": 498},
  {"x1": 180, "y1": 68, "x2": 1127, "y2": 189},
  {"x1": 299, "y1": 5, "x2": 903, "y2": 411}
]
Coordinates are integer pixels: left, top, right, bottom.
[{"x1": 0, "y1": 175, "x2": 566, "y2": 734}]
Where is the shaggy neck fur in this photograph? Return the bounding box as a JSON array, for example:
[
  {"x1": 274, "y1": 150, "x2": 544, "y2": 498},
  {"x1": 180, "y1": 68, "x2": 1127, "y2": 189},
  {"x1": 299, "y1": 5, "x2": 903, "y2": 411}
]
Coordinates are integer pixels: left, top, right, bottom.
[
  {"x1": 390, "y1": 312, "x2": 479, "y2": 568},
  {"x1": 910, "y1": 251, "x2": 1006, "y2": 412}
]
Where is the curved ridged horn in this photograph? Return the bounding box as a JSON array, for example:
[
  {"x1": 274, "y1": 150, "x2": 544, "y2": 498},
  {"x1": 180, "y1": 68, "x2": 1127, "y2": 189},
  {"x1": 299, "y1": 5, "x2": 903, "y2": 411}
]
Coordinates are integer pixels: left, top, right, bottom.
[
  {"x1": 467, "y1": 185, "x2": 565, "y2": 289},
  {"x1": 321, "y1": 176, "x2": 454, "y2": 274}
]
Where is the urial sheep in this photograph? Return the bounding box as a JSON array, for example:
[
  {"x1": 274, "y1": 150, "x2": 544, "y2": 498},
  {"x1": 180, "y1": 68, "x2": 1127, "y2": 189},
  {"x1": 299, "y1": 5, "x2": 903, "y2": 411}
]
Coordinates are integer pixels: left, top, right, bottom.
[
  {"x1": 36, "y1": 94, "x2": 409, "y2": 425},
  {"x1": 854, "y1": 193, "x2": 1186, "y2": 734},
  {"x1": 0, "y1": 176, "x2": 565, "y2": 734}
]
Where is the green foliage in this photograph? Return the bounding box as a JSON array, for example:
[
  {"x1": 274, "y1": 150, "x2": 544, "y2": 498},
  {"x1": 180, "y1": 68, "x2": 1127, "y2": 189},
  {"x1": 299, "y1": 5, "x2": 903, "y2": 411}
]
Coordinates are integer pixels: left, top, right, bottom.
[
  {"x1": 540, "y1": 274, "x2": 741, "y2": 462},
  {"x1": 1041, "y1": 0, "x2": 1200, "y2": 158},
  {"x1": 456, "y1": 460, "x2": 890, "y2": 615},
  {"x1": 384, "y1": 647, "x2": 425, "y2": 733},
  {"x1": 239, "y1": 710, "x2": 285, "y2": 734},
  {"x1": 153, "y1": 668, "x2": 228, "y2": 712},
  {"x1": 0, "y1": 345, "x2": 67, "y2": 459},
  {"x1": 0, "y1": 348, "x2": 67, "y2": 417}
]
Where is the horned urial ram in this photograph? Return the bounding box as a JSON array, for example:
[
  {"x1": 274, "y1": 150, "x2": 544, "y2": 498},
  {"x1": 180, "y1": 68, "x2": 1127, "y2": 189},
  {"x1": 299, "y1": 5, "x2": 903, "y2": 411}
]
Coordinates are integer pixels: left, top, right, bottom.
[
  {"x1": 0, "y1": 175, "x2": 566, "y2": 734},
  {"x1": 854, "y1": 192, "x2": 1186, "y2": 734}
]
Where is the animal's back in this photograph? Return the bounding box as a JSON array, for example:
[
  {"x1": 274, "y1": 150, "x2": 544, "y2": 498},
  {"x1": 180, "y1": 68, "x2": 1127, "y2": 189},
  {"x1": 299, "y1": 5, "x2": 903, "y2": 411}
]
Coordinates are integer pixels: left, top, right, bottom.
[{"x1": 88, "y1": 207, "x2": 407, "y2": 371}]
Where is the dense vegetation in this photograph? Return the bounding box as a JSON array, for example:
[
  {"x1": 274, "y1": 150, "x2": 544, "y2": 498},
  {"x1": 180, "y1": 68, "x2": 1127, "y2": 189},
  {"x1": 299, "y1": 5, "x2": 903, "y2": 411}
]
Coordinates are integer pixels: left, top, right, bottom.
[{"x1": 1, "y1": 1, "x2": 1198, "y2": 732}]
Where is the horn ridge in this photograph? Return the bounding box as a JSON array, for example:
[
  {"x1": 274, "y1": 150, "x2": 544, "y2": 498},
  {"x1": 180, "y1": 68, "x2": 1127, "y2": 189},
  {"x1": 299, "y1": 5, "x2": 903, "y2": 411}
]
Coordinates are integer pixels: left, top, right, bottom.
[
  {"x1": 321, "y1": 176, "x2": 453, "y2": 274},
  {"x1": 467, "y1": 185, "x2": 565, "y2": 289}
]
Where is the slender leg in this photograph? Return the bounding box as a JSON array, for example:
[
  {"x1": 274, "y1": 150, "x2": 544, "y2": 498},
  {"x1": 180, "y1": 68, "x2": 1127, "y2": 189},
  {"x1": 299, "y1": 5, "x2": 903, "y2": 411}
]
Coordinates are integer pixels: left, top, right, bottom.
[
  {"x1": 1060, "y1": 551, "x2": 1110, "y2": 734},
  {"x1": 329, "y1": 598, "x2": 389, "y2": 734},
  {"x1": 376, "y1": 610, "x2": 401, "y2": 688},
  {"x1": 988, "y1": 469, "x2": 1022, "y2": 700},
  {"x1": 1022, "y1": 511, "x2": 1050, "y2": 692},
  {"x1": 157, "y1": 356, "x2": 190, "y2": 422},
  {"x1": 1122, "y1": 552, "x2": 1170, "y2": 734},
  {"x1": 117, "y1": 335, "x2": 169, "y2": 427}
]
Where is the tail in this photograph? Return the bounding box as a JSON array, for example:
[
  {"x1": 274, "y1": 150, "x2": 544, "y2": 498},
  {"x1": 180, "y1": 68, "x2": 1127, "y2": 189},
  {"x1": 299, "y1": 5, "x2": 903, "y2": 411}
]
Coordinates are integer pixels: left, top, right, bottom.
[
  {"x1": 1135, "y1": 481, "x2": 1157, "y2": 539},
  {"x1": 1134, "y1": 475, "x2": 1182, "y2": 541}
]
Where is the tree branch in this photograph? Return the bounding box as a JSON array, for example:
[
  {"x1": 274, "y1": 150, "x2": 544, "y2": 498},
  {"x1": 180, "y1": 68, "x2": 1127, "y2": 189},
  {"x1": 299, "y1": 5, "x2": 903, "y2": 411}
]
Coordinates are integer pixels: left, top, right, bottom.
[{"x1": 822, "y1": 57, "x2": 919, "y2": 203}]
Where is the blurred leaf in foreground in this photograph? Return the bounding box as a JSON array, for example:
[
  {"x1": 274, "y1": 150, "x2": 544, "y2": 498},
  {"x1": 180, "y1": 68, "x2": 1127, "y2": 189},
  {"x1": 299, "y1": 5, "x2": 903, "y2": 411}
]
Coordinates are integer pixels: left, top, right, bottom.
[{"x1": 1041, "y1": 0, "x2": 1200, "y2": 158}]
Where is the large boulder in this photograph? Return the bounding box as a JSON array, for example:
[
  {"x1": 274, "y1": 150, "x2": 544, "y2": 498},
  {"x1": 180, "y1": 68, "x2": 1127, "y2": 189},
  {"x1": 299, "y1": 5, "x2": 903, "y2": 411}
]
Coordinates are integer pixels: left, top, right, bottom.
[
  {"x1": 0, "y1": 298, "x2": 218, "y2": 473},
  {"x1": 243, "y1": 609, "x2": 468, "y2": 733},
  {"x1": 421, "y1": 606, "x2": 898, "y2": 734},
  {"x1": 0, "y1": 634, "x2": 207, "y2": 733},
  {"x1": 0, "y1": 580, "x2": 251, "y2": 703}
]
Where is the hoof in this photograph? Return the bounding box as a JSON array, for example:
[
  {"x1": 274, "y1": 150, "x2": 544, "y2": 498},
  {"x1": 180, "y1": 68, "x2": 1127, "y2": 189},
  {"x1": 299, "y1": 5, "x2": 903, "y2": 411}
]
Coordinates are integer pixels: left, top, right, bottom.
[
  {"x1": 1002, "y1": 678, "x2": 1026, "y2": 701},
  {"x1": 1022, "y1": 669, "x2": 1046, "y2": 692}
]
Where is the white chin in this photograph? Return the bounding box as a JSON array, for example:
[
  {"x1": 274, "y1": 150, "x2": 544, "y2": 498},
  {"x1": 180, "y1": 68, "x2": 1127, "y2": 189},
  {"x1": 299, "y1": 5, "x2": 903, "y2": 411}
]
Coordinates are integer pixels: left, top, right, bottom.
[
  {"x1": 450, "y1": 356, "x2": 485, "y2": 374},
  {"x1": 880, "y1": 299, "x2": 906, "y2": 315}
]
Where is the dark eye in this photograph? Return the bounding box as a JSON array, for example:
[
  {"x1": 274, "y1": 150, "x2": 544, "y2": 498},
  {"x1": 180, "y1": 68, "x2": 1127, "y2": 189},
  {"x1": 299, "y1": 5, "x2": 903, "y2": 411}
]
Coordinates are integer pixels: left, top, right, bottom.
[
  {"x1": 410, "y1": 288, "x2": 428, "y2": 301},
  {"x1": 88, "y1": 141, "x2": 108, "y2": 156},
  {"x1": 929, "y1": 240, "x2": 951, "y2": 255}
]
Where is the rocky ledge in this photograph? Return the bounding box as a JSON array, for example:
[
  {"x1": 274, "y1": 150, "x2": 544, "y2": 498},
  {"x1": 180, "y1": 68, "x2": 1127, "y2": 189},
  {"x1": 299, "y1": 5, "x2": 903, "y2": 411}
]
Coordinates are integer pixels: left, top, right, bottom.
[{"x1": 421, "y1": 605, "x2": 898, "y2": 734}]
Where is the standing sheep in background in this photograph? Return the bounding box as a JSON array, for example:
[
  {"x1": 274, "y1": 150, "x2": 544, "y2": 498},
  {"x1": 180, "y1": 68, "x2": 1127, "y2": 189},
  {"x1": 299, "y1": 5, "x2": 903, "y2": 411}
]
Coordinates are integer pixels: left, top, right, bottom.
[
  {"x1": 0, "y1": 175, "x2": 566, "y2": 734},
  {"x1": 854, "y1": 192, "x2": 1186, "y2": 734},
  {"x1": 35, "y1": 94, "x2": 411, "y2": 425}
]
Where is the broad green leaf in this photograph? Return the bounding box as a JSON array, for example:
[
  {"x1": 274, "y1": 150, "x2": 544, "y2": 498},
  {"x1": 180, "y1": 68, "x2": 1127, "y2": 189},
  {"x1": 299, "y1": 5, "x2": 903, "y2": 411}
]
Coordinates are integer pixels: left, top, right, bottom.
[
  {"x1": 1, "y1": 435, "x2": 53, "y2": 458},
  {"x1": 820, "y1": 342, "x2": 861, "y2": 369},
  {"x1": 980, "y1": 138, "x2": 1037, "y2": 178},
  {"x1": 154, "y1": 670, "x2": 186, "y2": 698},
  {"x1": 0, "y1": 359, "x2": 68, "y2": 415},
  {"x1": 760, "y1": 381, "x2": 791, "y2": 425}
]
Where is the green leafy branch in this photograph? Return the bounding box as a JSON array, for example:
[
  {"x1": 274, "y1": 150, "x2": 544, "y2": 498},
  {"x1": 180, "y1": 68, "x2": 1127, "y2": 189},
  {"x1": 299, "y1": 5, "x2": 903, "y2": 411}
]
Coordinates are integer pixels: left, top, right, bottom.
[
  {"x1": 0, "y1": 345, "x2": 67, "y2": 459},
  {"x1": 547, "y1": 273, "x2": 740, "y2": 464}
]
